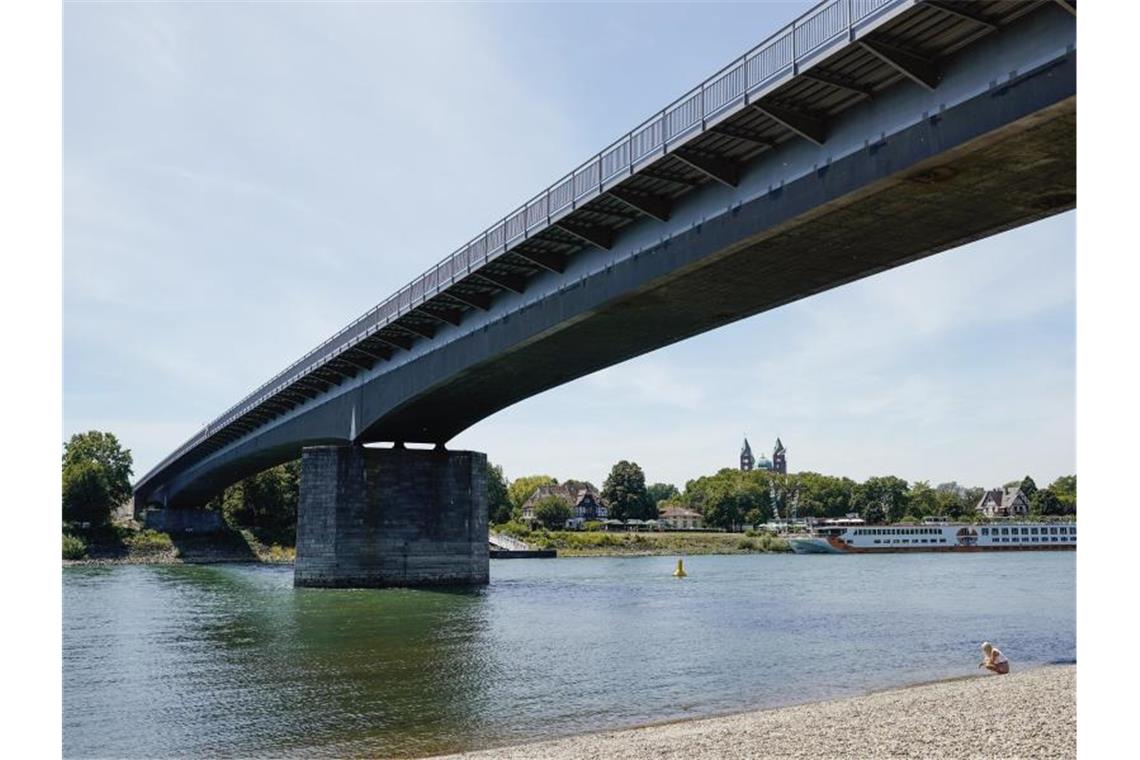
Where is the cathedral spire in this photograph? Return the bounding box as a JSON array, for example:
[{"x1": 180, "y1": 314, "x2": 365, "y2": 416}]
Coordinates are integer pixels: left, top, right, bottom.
[
  {"x1": 772, "y1": 437, "x2": 787, "y2": 475},
  {"x1": 740, "y1": 436, "x2": 754, "y2": 472}
]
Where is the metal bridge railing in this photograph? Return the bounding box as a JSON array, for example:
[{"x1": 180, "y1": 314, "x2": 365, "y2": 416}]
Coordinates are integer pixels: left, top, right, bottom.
[{"x1": 138, "y1": 0, "x2": 907, "y2": 488}]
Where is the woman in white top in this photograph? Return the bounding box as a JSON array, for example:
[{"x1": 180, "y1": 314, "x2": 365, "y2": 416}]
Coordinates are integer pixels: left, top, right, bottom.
[{"x1": 979, "y1": 641, "x2": 1010, "y2": 674}]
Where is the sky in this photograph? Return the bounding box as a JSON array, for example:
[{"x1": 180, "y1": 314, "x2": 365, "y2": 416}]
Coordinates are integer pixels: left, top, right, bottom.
[{"x1": 63, "y1": 1, "x2": 1075, "y2": 494}]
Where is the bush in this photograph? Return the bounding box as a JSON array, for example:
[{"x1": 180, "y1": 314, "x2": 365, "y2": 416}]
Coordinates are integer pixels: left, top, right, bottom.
[
  {"x1": 737, "y1": 538, "x2": 758, "y2": 551},
  {"x1": 759, "y1": 534, "x2": 790, "y2": 552},
  {"x1": 62, "y1": 533, "x2": 87, "y2": 560},
  {"x1": 125, "y1": 529, "x2": 174, "y2": 553},
  {"x1": 262, "y1": 544, "x2": 295, "y2": 562},
  {"x1": 498, "y1": 520, "x2": 532, "y2": 539},
  {"x1": 583, "y1": 521, "x2": 603, "y2": 532}
]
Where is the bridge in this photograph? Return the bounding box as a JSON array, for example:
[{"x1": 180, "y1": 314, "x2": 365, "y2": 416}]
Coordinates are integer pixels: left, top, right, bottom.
[{"x1": 134, "y1": 0, "x2": 1076, "y2": 587}]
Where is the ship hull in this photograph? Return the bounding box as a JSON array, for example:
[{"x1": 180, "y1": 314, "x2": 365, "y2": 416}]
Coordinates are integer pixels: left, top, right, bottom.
[{"x1": 789, "y1": 532, "x2": 1076, "y2": 555}]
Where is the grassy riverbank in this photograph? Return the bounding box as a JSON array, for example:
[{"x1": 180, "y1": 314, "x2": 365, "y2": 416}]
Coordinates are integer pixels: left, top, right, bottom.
[
  {"x1": 62, "y1": 524, "x2": 295, "y2": 565},
  {"x1": 503, "y1": 529, "x2": 790, "y2": 557},
  {"x1": 64, "y1": 526, "x2": 786, "y2": 565},
  {"x1": 435, "y1": 665, "x2": 1075, "y2": 759}
]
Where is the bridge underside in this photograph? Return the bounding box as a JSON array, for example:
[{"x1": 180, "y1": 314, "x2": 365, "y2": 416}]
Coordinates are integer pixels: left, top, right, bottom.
[
  {"x1": 152, "y1": 49, "x2": 1075, "y2": 511},
  {"x1": 377, "y1": 92, "x2": 1075, "y2": 442}
]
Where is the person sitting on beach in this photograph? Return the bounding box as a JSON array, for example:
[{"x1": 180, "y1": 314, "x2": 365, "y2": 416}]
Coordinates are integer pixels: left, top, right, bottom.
[{"x1": 979, "y1": 642, "x2": 1010, "y2": 675}]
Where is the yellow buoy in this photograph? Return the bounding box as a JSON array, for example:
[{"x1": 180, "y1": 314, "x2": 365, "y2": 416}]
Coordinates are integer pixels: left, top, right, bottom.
[{"x1": 673, "y1": 557, "x2": 687, "y2": 578}]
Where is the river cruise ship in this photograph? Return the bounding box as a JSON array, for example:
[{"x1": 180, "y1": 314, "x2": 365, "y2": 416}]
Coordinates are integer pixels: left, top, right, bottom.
[{"x1": 787, "y1": 518, "x2": 1076, "y2": 554}]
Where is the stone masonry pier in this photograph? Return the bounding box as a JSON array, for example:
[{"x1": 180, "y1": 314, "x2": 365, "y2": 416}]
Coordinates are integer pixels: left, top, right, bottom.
[{"x1": 294, "y1": 446, "x2": 489, "y2": 588}]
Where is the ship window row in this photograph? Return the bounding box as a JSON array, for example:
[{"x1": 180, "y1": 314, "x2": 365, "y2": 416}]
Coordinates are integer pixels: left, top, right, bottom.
[
  {"x1": 855, "y1": 528, "x2": 943, "y2": 536},
  {"x1": 981, "y1": 526, "x2": 1074, "y2": 536},
  {"x1": 871, "y1": 538, "x2": 948, "y2": 544},
  {"x1": 993, "y1": 536, "x2": 1074, "y2": 543}
]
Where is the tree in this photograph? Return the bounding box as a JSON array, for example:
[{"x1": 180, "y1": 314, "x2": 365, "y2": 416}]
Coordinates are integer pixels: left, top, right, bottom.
[
  {"x1": 62, "y1": 431, "x2": 133, "y2": 509},
  {"x1": 702, "y1": 480, "x2": 743, "y2": 531},
  {"x1": 646, "y1": 482, "x2": 680, "y2": 508},
  {"x1": 853, "y1": 476, "x2": 910, "y2": 523},
  {"x1": 683, "y1": 469, "x2": 740, "y2": 515},
  {"x1": 509, "y1": 475, "x2": 557, "y2": 512},
  {"x1": 743, "y1": 508, "x2": 764, "y2": 530},
  {"x1": 907, "y1": 481, "x2": 938, "y2": 518},
  {"x1": 683, "y1": 468, "x2": 773, "y2": 528},
  {"x1": 62, "y1": 460, "x2": 114, "y2": 524},
  {"x1": 486, "y1": 462, "x2": 512, "y2": 525},
  {"x1": 934, "y1": 488, "x2": 965, "y2": 519},
  {"x1": 602, "y1": 460, "x2": 652, "y2": 520},
  {"x1": 1018, "y1": 476, "x2": 1038, "y2": 499},
  {"x1": 935, "y1": 482, "x2": 979, "y2": 519},
  {"x1": 794, "y1": 472, "x2": 854, "y2": 519},
  {"x1": 1030, "y1": 488, "x2": 1062, "y2": 516},
  {"x1": 220, "y1": 461, "x2": 300, "y2": 542},
  {"x1": 1048, "y1": 475, "x2": 1076, "y2": 514},
  {"x1": 533, "y1": 495, "x2": 571, "y2": 530},
  {"x1": 963, "y1": 486, "x2": 985, "y2": 516}
]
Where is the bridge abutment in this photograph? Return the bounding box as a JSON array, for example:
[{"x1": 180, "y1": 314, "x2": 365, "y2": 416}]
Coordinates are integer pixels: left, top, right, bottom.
[{"x1": 294, "y1": 445, "x2": 489, "y2": 588}]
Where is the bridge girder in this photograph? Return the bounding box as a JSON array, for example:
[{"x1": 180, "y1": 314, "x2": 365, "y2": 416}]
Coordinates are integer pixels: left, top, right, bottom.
[
  {"x1": 858, "y1": 40, "x2": 942, "y2": 92},
  {"x1": 135, "y1": 1, "x2": 1075, "y2": 508},
  {"x1": 751, "y1": 103, "x2": 827, "y2": 146},
  {"x1": 472, "y1": 270, "x2": 528, "y2": 294}
]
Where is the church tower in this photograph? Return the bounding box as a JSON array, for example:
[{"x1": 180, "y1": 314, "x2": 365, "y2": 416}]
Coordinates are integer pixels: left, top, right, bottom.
[
  {"x1": 740, "y1": 437, "x2": 754, "y2": 472},
  {"x1": 772, "y1": 438, "x2": 787, "y2": 475}
]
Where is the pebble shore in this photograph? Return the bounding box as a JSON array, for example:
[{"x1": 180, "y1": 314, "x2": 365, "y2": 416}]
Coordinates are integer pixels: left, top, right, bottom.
[{"x1": 438, "y1": 665, "x2": 1075, "y2": 760}]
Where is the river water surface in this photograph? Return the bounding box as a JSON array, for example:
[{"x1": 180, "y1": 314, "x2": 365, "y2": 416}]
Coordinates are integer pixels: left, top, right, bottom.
[{"x1": 64, "y1": 552, "x2": 1074, "y2": 758}]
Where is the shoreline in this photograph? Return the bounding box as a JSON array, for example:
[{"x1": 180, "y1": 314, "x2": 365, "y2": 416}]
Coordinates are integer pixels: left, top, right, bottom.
[
  {"x1": 431, "y1": 664, "x2": 1075, "y2": 759},
  {"x1": 62, "y1": 556, "x2": 291, "y2": 567}
]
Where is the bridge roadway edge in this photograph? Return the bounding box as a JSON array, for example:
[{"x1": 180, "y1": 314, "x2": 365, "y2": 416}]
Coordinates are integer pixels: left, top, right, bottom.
[{"x1": 150, "y1": 28, "x2": 1076, "y2": 509}]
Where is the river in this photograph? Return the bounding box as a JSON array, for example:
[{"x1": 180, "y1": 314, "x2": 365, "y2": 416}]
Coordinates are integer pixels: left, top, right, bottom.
[{"x1": 63, "y1": 552, "x2": 1075, "y2": 758}]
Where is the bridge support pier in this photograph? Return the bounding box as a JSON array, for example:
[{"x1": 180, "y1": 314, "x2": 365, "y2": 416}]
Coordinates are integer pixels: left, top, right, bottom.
[{"x1": 294, "y1": 445, "x2": 489, "y2": 588}]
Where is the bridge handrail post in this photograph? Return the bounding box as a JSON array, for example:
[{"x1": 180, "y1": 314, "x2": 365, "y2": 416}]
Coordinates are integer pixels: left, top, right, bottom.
[{"x1": 792, "y1": 11, "x2": 798, "y2": 74}]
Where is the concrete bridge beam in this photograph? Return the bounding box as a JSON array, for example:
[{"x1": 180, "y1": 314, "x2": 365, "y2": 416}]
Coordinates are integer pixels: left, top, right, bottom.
[{"x1": 293, "y1": 446, "x2": 489, "y2": 588}]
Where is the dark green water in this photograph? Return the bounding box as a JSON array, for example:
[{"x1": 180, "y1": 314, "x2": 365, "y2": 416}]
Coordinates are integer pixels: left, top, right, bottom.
[{"x1": 64, "y1": 552, "x2": 1074, "y2": 758}]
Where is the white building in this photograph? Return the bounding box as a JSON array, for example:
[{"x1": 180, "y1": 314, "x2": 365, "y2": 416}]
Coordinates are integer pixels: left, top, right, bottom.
[{"x1": 660, "y1": 506, "x2": 703, "y2": 530}]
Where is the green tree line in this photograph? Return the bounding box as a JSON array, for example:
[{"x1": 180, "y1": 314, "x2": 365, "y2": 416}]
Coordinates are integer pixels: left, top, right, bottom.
[
  {"x1": 60, "y1": 429, "x2": 1077, "y2": 542},
  {"x1": 503, "y1": 462, "x2": 1078, "y2": 532}
]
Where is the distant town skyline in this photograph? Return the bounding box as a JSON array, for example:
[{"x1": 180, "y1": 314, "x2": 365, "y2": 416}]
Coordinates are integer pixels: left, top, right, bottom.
[{"x1": 63, "y1": 2, "x2": 1075, "y2": 494}]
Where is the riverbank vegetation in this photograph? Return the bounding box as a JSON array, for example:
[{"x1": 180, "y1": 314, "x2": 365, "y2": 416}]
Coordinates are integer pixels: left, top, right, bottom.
[
  {"x1": 62, "y1": 521, "x2": 294, "y2": 564},
  {"x1": 205, "y1": 461, "x2": 299, "y2": 547},
  {"x1": 501, "y1": 464, "x2": 1078, "y2": 535},
  {"x1": 500, "y1": 527, "x2": 789, "y2": 557},
  {"x1": 63, "y1": 429, "x2": 1076, "y2": 562}
]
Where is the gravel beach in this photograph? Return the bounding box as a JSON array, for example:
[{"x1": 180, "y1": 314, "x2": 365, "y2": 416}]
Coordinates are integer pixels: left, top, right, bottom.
[{"x1": 436, "y1": 665, "x2": 1075, "y2": 760}]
